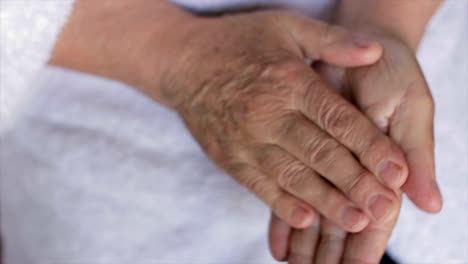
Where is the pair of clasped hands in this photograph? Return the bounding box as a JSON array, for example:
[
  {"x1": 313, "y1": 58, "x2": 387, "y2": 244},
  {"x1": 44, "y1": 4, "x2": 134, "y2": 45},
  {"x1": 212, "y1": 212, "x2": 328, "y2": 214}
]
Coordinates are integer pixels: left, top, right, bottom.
[{"x1": 51, "y1": 0, "x2": 443, "y2": 263}]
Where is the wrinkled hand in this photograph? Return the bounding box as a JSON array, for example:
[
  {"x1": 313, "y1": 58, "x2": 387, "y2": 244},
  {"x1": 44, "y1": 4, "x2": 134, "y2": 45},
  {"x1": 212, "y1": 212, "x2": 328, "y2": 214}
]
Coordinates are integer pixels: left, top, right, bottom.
[
  {"x1": 269, "y1": 32, "x2": 442, "y2": 263},
  {"x1": 166, "y1": 10, "x2": 410, "y2": 231}
]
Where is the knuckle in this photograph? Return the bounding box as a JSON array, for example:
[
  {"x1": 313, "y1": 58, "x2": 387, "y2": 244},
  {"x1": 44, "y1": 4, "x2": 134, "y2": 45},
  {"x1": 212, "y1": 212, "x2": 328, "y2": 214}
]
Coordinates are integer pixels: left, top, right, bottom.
[
  {"x1": 238, "y1": 61, "x2": 308, "y2": 125},
  {"x1": 253, "y1": 144, "x2": 278, "y2": 167},
  {"x1": 320, "y1": 101, "x2": 357, "y2": 140},
  {"x1": 277, "y1": 161, "x2": 307, "y2": 189},
  {"x1": 326, "y1": 190, "x2": 349, "y2": 210},
  {"x1": 261, "y1": 59, "x2": 306, "y2": 82},
  {"x1": 236, "y1": 89, "x2": 291, "y2": 140},
  {"x1": 273, "y1": 113, "x2": 300, "y2": 141},
  {"x1": 243, "y1": 87, "x2": 288, "y2": 121},
  {"x1": 319, "y1": 189, "x2": 349, "y2": 216},
  {"x1": 245, "y1": 176, "x2": 271, "y2": 197},
  {"x1": 359, "y1": 135, "x2": 392, "y2": 166},
  {"x1": 343, "y1": 170, "x2": 369, "y2": 200},
  {"x1": 259, "y1": 60, "x2": 321, "y2": 113},
  {"x1": 305, "y1": 136, "x2": 341, "y2": 167},
  {"x1": 231, "y1": 163, "x2": 276, "y2": 201},
  {"x1": 299, "y1": 75, "x2": 324, "y2": 113},
  {"x1": 225, "y1": 161, "x2": 249, "y2": 176}
]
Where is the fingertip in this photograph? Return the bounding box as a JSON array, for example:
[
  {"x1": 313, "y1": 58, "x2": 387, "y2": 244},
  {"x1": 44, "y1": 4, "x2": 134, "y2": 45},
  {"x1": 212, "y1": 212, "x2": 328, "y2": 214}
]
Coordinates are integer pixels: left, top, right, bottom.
[
  {"x1": 342, "y1": 207, "x2": 370, "y2": 233},
  {"x1": 352, "y1": 35, "x2": 382, "y2": 50},
  {"x1": 426, "y1": 197, "x2": 443, "y2": 214},
  {"x1": 403, "y1": 178, "x2": 443, "y2": 214},
  {"x1": 290, "y1": 206, "x2": 316, "y2": 229},
  {"x1": 350, "y1": 33, "x2": 383, "y2": 62},
  {"x1": 349, "y1": 214, "x2": 371, "y2": 233},
  {"x1": 319, "y1": 37, "x2": 382, "y2": 67},
  {"x1": 407, "y1": 194, "x2": 442, "y2": 214},
  {"x1": 401, "y1": 151, "x2": 442, "y2": 213},
  {"x1": 425, "y1": 181, "x2": 443, "y2": 213},
  {"x1": 352, "y1": 39, "x2": 383, "y2": 64}
]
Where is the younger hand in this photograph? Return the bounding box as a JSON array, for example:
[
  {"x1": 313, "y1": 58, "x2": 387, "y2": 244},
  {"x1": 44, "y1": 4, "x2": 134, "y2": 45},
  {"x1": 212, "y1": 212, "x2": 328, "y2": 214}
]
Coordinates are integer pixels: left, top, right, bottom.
[{"x1": 269, "y1": 31, "x2": 442, "y2": 264}]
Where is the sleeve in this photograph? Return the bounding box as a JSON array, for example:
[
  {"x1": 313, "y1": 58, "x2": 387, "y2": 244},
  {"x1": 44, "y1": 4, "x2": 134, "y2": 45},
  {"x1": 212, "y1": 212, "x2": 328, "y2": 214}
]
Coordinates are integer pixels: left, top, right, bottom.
[{"x1": 0, "y1": 0, "x2": 75, "y2": 132}]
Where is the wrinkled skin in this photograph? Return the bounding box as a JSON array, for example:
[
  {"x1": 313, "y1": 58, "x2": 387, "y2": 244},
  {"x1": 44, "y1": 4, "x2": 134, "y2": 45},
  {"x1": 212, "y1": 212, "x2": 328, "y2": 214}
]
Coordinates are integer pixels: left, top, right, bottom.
[
  {"x1": 164, "y1": 9, "x2": 411, "y2": 233},
  {"x1": 48, "y1": 1, "x2": 440, "y2": 262},
  {"x1": 51, "y1": 0, "x2": 412, "y2": 245},
  {"x1": 269, "y1": 32, "x2": 442, "y2": 264}
]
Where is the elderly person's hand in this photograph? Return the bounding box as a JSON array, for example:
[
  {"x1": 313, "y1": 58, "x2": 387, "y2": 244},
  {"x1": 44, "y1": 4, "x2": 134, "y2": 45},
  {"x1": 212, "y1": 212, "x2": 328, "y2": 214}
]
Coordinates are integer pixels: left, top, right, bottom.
[
  {"x1": 268, "y1": 1, "x2": 443, "y2": 262},
  {"x1": 172, "y1": 10, "x2": 412, "y2": 232},
  {"x1": 51, "y1": 0, "x2": 409, "y2": 232}
]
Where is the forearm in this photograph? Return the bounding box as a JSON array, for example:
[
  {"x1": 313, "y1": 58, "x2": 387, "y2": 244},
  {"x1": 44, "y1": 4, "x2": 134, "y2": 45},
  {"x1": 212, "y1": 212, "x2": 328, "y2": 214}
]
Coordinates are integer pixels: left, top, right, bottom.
[
  {"x1": 49, "y1": 0, "x2": 199, "y2": 106},
  {"x1": 335, "y1": 0, "x2": 443, "y2": 51}
]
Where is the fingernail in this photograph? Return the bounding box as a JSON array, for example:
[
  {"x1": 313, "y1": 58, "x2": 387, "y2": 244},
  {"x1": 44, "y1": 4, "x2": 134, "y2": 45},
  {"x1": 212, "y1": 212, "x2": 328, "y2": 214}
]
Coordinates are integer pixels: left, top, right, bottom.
[
  {"x1": 368, "y1": 195, "x2": 393, "y2": 221},
  {"x1": 353, "y1": 35, "x2": 373, "y2": 49},
  {"x1": 291, "y1": 206, "x2": 312, "y2": 227},
  {"x1": 342, "y1": 206, "x2": 364, "y2": 230},
  {"x1": 378, "y1": 161, "x2": 402, "y2": 188}
]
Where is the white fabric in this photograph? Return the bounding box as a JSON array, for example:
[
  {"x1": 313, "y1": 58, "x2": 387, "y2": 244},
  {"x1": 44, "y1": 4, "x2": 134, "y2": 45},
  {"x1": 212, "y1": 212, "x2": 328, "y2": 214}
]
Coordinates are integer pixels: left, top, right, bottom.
[
  {"x1": 0, "y1": 0, "x2": 74, "y2": 134},
  {"x1": 0, "y1": 0, "x2": 467, "y2": 263}
]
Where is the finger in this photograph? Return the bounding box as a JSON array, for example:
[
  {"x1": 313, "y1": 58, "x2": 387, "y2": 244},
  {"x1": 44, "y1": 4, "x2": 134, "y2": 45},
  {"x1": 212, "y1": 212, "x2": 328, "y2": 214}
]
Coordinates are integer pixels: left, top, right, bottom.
[
  {"x1": 296, "y1": 72, "x2": 409, "y2": 189},
  {"x1": 342, "y1": 192, "x2": 402, "y2": 264},
  {"x1": 278, "y1": 12, "x2": 383, "y2": 66},
  {"x1": 254, "y1": 144, "x2": 370, "y2": 231},
  {"x1": 314, "y1": 218, "x2": 347, "y2": 264},
  {"x1": 269, "y1": 213, "x2": 293, "y2": 261},
  {"x1": 389, "y1": 78, "x2": 442, "y2": 213},
  {"x1": 288, "y1": 217, "x2": 321, "y2": 264},
  {"x1": 231, "y1": 163, "x2": 317, "y2": 229},
  {"x1": 270, "y1": 114, "x2": 397, "y2": 224},
  {"x1": 342, "y1": 225, "x2": 388, "y2": 264}
]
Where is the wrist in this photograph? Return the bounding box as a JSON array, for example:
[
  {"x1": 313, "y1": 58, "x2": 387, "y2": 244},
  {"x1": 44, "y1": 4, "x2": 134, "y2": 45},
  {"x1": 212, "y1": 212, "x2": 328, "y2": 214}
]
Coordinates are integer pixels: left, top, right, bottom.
[
  {"x1": 50, "y1": 0, "x2": 201, "y2": 107},
  {"x1": 127, "y1": 10, "x2": 205, "y2": 107}
]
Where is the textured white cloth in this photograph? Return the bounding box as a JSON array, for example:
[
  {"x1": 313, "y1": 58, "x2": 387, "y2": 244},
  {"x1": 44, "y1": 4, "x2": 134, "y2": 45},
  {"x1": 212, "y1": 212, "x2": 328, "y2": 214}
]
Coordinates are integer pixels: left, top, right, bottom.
[
  {"x1": 0, "y1": 0, "x2": 75, "y2": 134},
  {"x1": 0, "y1": 0, "x2": 467, "y2": 264}
]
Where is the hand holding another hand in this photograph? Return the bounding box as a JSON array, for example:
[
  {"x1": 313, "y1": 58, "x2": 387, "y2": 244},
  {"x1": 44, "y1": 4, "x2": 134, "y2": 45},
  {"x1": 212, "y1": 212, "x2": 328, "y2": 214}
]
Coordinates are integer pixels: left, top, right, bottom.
[
  {"x1": 170, "y1": 10, "x2": 411, "y2": 232},
  {"x1": 270, "y1": 29, "x2": 442, "y2": 264},
  {"x1": 51, "y1": 1, "x2": 420, "y2": 261}
]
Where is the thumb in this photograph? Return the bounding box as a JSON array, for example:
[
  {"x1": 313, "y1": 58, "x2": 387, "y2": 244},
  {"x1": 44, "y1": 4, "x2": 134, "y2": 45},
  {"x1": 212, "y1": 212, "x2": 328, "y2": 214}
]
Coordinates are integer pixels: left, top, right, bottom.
[
  {"x1": 282, "y1": 13, "x2": 383, "y2": 66},
  {"x1": 390, "y1": 79, "x2": 443, "y2": 213}
]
